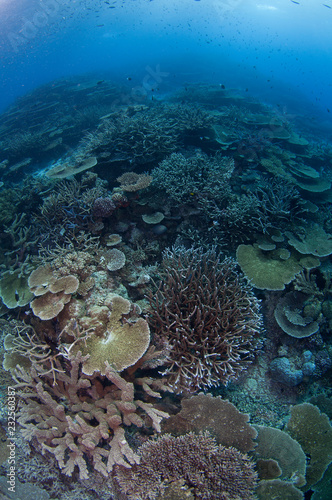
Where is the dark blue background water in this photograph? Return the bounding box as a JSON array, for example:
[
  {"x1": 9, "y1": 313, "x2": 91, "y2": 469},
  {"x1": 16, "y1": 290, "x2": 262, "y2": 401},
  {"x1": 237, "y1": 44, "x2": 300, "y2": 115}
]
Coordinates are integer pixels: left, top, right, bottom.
[{"x1": 0, "y1": 0, "x2": 331, "y2": 135}]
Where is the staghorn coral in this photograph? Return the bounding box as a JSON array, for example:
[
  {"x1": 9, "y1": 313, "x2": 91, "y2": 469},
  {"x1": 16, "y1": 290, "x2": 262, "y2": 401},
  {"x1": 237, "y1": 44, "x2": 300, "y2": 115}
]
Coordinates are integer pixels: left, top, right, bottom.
[
  {"x1": 80, "y1": 105, "x2": 179, "y2": 167},
  {"x1": 11, "y1": 349, "x2": 168, "y2": 481},
  {"x1": 148, "y1": 246, "x2": 263, "y2": 392},
  {"x1": 164, "y1": 103, "x2": 215, "y2": 131},
  {"x1": 217, "y1": 179, "x2": 306, "y2": 242},
  {"x1": 115, "y1": 431, "x2": 258, "y2": 500},
  {"x1": 3, "y1": 323, "x2": 56, "y2": 374},
  {"x1": 151, "y1": 151, "x2": 233, "y2": 204},
  {"x1": 33, "y1": 175, "x2": 108, "y2": 246},
  {"x1": 1, "y1": 130, "x2": 50, "y2": 160}
]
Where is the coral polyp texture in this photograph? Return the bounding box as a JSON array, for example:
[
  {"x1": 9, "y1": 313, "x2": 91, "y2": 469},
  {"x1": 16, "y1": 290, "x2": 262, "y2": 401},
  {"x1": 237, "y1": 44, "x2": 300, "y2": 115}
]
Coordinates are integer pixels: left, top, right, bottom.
[
  {"x1": 148, "y1": 246, "x2": 263, "y2": 392},
  {"x1": 115, "y1": 431, "x2": 258, "y2": 500}
]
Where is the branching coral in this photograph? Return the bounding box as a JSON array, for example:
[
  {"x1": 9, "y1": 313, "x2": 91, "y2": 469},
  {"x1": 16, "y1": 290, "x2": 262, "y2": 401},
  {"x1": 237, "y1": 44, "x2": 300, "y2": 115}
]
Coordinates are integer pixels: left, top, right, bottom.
[
  {"x1": 33, "y1": 175, "x2": 107, "y2": 246},
  {"x1": 11, "y1": 350, "x2": 168, "y2": 480},
  {"x1": 151, "y1": 151, "x2": 233, "y2": 204},
  {"x1": 115, "y1": 431, "x2": 258, "y2": 500},
  {"x1": 147, "y1": 246, "x2": 263, "y2": 392},
  {"x1": 80, "y1": 105, "x2": 179, "y2": 166}
]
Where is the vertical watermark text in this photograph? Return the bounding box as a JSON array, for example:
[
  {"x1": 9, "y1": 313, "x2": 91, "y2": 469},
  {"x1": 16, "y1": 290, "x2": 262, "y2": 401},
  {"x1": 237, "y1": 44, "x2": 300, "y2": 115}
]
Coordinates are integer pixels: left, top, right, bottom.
[{"x1": 6, "y1": 387, "x2": 17, "y2": 494}]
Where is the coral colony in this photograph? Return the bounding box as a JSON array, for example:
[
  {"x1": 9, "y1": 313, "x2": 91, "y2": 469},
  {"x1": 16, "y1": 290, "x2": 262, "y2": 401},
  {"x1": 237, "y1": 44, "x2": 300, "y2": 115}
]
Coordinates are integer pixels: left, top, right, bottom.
[{"x1": 0, "y1": 78, "x2": 331, "y2": 499}]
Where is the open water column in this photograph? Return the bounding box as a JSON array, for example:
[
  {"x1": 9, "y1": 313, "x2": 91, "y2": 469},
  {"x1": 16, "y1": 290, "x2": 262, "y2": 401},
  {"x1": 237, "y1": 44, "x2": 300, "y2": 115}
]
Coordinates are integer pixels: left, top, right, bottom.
[{"x1": 0, "y1": 1, "x2": 331, "y2": 500}]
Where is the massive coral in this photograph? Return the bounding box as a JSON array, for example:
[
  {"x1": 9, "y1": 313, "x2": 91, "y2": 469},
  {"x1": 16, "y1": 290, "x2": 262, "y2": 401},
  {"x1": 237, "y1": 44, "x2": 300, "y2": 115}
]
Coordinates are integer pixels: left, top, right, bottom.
[{"x1": 148, "y1": 246, "x2": 263, "y2": 392}]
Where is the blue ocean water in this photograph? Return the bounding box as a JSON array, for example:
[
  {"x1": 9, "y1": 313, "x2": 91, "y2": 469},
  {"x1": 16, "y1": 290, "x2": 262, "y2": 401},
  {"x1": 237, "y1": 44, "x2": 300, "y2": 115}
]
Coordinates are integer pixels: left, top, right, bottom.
[
  {"x1": 0, "y1": 0, "x2": 331, "y2": 125},
  {"x1": 1, "y1": 1, "x2": 332, "y2": 499}
]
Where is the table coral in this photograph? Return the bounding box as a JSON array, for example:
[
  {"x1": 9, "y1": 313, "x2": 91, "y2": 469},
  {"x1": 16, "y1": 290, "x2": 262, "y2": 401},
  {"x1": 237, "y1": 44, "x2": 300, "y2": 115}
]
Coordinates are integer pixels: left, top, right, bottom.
[
  {"x1": 69, "y1": 294, "x2": 150, "y2": 375},
  {"x1": 29, "y1": 265, "x2": 79, "y2": 320},
  {"x1": 286, "y1": 403, "x2": 332, "y2": 489},
  {"x1": 236, "y1": 244, "x2": 303, "y2": 290},
  {"x1": 162, "y1": 394, "x2": 257, "y2": 453},
  {"x1": 0, "y1": 268, "x2": 34, "y2": 308},
  {"x1": 274, "y1": 291, "x2": 320, "y2": 338}
]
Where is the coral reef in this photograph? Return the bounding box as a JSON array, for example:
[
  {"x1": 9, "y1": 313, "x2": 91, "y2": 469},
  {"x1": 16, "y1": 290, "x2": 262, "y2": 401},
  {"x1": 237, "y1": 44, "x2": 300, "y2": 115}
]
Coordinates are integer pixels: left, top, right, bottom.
[
  {"x1": 236, "y1": 244, "x2": 305, "y2": 290},
  {"x1": 162, "y1": 394, "x2": 258, "y2": 453},
  {"x1": 148, "y1": 246, "x2": 263, "y2": 392},
  {"x1": 116, "y1": 172, "x2": 152, "y2": 192},
  {"x1": 252, "y1": 425, "x2": 306, "y2": 487},
  {"x1": 68, "y1": 294, "x2": 150, "y2": 375},
  {"x1": 274, "y1": 291, "x2": 321, "y2": 338},
  {"x1": 0, "y1": 78, "x2": 332, "y2": 499},
  {"x1": 11, "y1": 349, "x2": 168, "y2": 480},
  {"x1": 286, "y1": 403, "x2": 332, "y2": 488},
  {"x1": 115, "y1": 431, "x2": 258, "y2": 500},
  {"x1": 151, "y1": 151, "x2": 233, "y2": 204}
]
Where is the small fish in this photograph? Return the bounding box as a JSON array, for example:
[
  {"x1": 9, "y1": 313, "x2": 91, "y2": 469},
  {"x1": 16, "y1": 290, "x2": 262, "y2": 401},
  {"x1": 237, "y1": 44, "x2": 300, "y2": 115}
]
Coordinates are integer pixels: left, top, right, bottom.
[
  {"x1": 323, "y1": 3, "x2": 331, "y2": 8},
  {"x1": 97, "y1": 24, "x2": 104, "y2": 27},
  {"x1": 290, "y1": 0, "x2": 300, "y2": 4}
]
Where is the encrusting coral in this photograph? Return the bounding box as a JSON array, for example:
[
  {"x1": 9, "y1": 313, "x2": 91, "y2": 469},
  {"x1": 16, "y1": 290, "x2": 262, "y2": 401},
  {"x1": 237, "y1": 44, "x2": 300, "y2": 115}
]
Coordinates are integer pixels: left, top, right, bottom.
[{"x1": 148, "y1": 246, "x2": 263, "y2": 392}]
